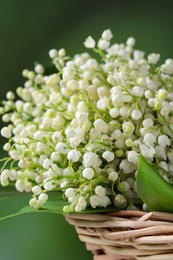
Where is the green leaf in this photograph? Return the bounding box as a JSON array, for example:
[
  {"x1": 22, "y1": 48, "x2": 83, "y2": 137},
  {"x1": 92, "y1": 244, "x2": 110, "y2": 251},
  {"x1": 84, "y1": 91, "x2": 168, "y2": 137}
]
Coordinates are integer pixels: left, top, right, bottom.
[
  {"x1": 0, "y1": 192, "x2": 67, "y2": 220},
  {"x1": 0, "y1": 191, "x2": 118, "y2": 221},
  {"x1": 137, "y1": 155, "x2": 173, "y2": 212}
]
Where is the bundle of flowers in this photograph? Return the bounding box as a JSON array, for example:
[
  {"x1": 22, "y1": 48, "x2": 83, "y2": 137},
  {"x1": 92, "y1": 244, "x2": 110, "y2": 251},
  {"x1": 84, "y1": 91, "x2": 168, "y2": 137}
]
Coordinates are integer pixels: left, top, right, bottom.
[{"x1": 0, "y1": 29, "x2": 173, "y2": 216}]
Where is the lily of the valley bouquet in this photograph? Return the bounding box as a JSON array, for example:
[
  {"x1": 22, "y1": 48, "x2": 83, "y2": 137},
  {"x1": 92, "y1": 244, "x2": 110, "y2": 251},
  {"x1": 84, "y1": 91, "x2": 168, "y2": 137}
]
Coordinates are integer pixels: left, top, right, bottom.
[{"x1": 1, "y1": 29, "x2": 173, "y2": 218}]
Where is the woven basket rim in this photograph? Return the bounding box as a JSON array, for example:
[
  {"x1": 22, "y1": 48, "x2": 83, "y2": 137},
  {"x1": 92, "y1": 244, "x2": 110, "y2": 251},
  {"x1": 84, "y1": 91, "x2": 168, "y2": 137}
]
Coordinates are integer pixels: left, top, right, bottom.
[{"x1": 66, "y1": 210, "x2": 173, "y2": 260}]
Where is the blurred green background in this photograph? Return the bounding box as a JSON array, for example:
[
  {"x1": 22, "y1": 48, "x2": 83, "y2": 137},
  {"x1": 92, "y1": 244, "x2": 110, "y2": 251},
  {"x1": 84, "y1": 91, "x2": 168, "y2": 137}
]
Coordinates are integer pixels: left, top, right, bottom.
[{"x1": 0, "y1": 0, "x2": 173, "y2": 259}]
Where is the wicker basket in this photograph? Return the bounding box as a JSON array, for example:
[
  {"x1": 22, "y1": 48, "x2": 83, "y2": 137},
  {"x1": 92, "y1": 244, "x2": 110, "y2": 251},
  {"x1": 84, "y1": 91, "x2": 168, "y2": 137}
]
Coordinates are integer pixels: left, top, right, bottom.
[{"x1": 66, "y1": 210, "x2": 173, "y2": 260}]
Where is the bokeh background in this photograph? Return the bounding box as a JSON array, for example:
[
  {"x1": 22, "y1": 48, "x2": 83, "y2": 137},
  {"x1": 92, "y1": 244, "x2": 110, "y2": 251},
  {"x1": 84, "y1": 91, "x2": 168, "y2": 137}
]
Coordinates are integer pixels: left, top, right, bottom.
[{"x1": 0, "y1": 0, "x2": 173, "y2": 259}]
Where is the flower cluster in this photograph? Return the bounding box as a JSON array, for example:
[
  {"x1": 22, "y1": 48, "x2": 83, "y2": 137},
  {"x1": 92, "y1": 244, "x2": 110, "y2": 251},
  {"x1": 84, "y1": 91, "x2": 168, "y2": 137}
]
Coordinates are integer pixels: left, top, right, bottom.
[{"x1": 0, "y1": 29, "x2": 173, "y2": 212}]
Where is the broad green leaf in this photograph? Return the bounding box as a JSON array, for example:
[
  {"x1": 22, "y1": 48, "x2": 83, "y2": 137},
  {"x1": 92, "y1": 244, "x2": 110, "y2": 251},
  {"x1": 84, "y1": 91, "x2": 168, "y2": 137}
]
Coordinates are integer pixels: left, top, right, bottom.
[
  {"x1": 0, "y1": 192, "x2": 67, "y2": 220},
  {"x1": 0, "y1": 191, "x2": 118, "y2": 221},
  {"x1": 137, "y1": 155, "x2": 173, "y2": 212}
]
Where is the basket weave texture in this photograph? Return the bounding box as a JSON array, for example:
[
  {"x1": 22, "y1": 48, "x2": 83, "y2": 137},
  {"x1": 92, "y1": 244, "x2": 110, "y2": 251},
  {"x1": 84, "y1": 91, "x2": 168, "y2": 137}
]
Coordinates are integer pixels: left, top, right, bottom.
[{"x1": 66, "y1": 210, "x2": 173, "y2": 260}]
